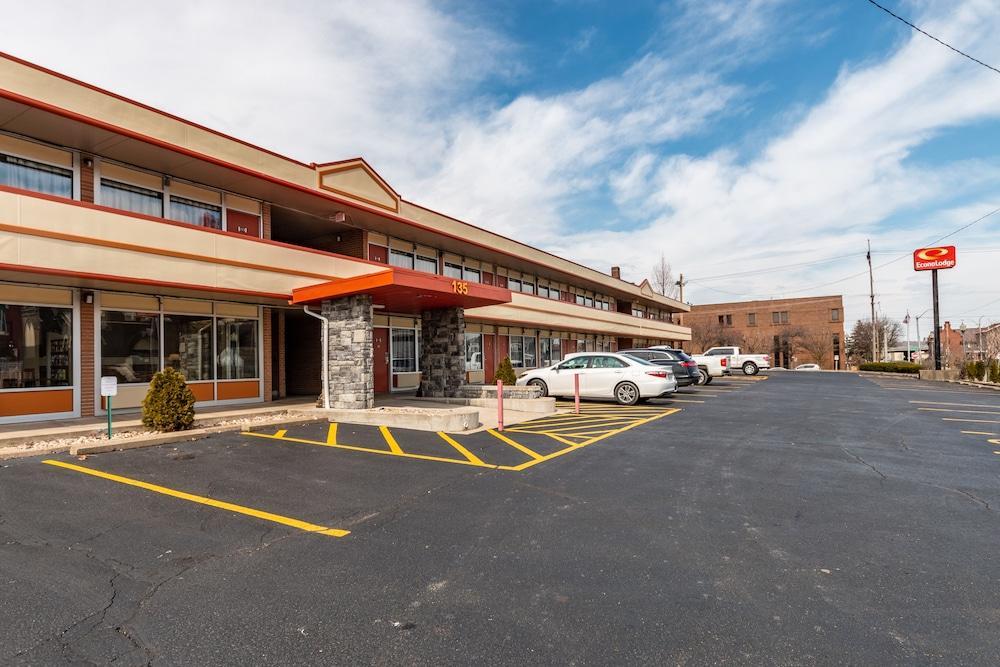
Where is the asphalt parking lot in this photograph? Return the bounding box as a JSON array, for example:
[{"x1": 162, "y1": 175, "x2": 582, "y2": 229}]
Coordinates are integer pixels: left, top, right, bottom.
[{"x1": 2, "y1": 372, "x2": 999, "y2": 665}]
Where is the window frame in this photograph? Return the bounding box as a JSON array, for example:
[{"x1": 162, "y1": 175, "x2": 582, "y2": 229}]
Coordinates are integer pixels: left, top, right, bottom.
[
  {"x1": 389, "y1": 248, "x2": 415, "y2": 270},
  {"x1": 415, "y1": 254, "x2": 438, "y2": 274}
]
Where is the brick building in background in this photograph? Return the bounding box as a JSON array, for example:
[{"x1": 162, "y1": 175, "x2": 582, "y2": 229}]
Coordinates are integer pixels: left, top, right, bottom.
[{"x1": 678, "y1": 295, "x2": 847, "y2": 369}]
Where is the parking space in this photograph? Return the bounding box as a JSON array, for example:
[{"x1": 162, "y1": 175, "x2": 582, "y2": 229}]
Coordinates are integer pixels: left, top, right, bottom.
[{"x1": 865, "y1": 375, "x2": 1000, "y2": 458}]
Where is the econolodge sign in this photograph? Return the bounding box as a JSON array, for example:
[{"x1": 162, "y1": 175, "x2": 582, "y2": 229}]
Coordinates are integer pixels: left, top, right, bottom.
[{"x1": 913, "y1": 246, "x2": 956, "y2": 272}]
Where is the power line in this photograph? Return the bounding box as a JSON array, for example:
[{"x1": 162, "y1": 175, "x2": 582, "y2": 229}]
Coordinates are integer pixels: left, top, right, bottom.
[{"x1": 865, "y1": 0, "x2": 1000, "y2": 76}]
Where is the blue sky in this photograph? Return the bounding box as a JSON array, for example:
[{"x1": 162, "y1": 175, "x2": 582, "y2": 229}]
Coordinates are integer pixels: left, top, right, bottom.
[{"x1": 4, "y1": 0, "x2": 1000, "y2": 329}]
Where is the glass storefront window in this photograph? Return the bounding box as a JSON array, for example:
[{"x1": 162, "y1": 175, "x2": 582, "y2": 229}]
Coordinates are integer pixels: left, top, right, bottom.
[
  {"x1": 216, "y1": 318, "x2": 258, "y2": 379},
  {"x1": 164, "y1": 314, "x2": 213, "y2": 381},
  {"x1": 169, "y1": 195, "x2": 222, "y2": 229},
  {"x1": 444, "y1": 263, "x2": 463, "y2": 279},
  {"x1": 463, "y1": 268, "x2": 481, "y2": 283},
  {"x1": 0, "y1": 305, "x2": 72, "y2": 389},
  {"x1": 0, "y1": 153, "x2": 73, "y2": 198},
  {"x1": 391, "y1": 329, "x2": 417, "y2": 372},
  {"x1": 101, "y1": 179, "x2": 163, "y2": 217},
  {"x1": 101, "y1": 311, "x2": 160, "y2": 383},
  {"x1": 465, "y1": 333, "x2": 483, "y2": 371},
  {"x1": 540, "y1": 337, "x2": 562, "y2": 367},
  {"x1": 509, "y1": 336, "x2": 524, "y2": 367},
  {"x1": 523, "y1": 336, "x2": 537, "y2": 368}
]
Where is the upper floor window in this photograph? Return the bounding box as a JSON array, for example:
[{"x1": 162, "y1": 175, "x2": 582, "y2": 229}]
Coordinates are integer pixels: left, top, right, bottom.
[
  {"x1": 520, "y1": 281, "x2": 535, "y2": 294},
  {"x1": 830, "y1": 308, "x2": 841, "y2": 322},
  {"x1": 463, "y1": 267, "x2": 481, "y2": 283},
  {"x1": 169, "y1": 196, "x2": 222, "y2": 229},
  {"x1": 632, "y1": 308, "x2": 644, "y2": 318},
  {"x1": 747, "y1": 312, "x2": 757, "y2": 326},
  {"x1": 390, "y1": 249, "x2": 414, "y2": 269},
  {"x1": 101, "y1": 179, "x2": 163, "y2": 217},
  {"x1": 549, "y1": 288, "x2": 560, "y2": 300},
  {"x1": 0, "y1": 153, "x2": 72, "y2": 198},
  {"x1": 444, "y1": 263, "x2": 463, "y2": 279},
  {"x1": 508, "y1": 277, "x2": 522, "y2": 292},
  {"x1": 718, "y1": 314, "x2": 733, "y2": 326},
  {"x1": 771, "y1": 311, "x2": 789, "y2": 325},
  {"x1": 415, "y1": 254, "x2": 438, "y2": 274},
  {"x1": 575, "y1": 294, "x2": 586, "y2": 306},
  {"x1": 538, "y1": 285, "x2": 550, "y2": 299}
]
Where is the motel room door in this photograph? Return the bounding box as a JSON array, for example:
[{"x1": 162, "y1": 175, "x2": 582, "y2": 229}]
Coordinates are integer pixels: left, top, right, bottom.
[
  {"x1": 373, "y1": 327, "x2": 390, "y2": 394},
  {"x1": 483, "y1": 334, "x2": 496, "y2": 382}
]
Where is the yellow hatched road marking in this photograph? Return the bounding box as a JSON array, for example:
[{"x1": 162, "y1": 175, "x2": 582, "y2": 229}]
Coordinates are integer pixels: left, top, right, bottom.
[
  {"x1": 379, "y1": 425, "x2": 404, "y2": 454},
  {"x1": 521, "y1": 414, "x2": 659, "y2": 427},
  {"x1": 486, "y1": 429, "x2": 543, "y2": 460},
  {"x1": 919, "y1": 407, "x2": 1000, "y2": 415},
  {"x1": 326, "y1": 423, "x2": 337, "y2": 445},
  {"x1": 526, "y1": 421, "x2": 641, "y2": 435},
  {"x1": 437, "y1": 432, "x2": 487, "y2": 466},
  {"x1": 274, "y1": 429, "x2": 287, "y2": 438},
  {"x1": 41, "y1": 460, "x2": 350, "y2": 537},
  {"x1": 246, "y1": 431, "x2": 491, "y2": 468}
]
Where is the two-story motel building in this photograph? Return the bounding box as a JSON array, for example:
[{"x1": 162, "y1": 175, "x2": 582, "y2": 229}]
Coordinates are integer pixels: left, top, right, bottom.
[{"x1": 0, "y1": 52, "x2": 690, "y2": 423}]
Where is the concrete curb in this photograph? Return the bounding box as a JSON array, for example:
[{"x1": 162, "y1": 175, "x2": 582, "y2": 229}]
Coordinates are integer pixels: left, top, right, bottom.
[
  {"x1": 949, "y1": 380, "x2": 1000, "y2": 391},
  {"x1": 856, "y1": 371, "x2": 919, "y2": 379},
  {"x1": 316, "y1": 406, "x2": 481, "y2": 432},
  {"x1": 407, "y1": 395, "x2": 556, "y2": 414}
]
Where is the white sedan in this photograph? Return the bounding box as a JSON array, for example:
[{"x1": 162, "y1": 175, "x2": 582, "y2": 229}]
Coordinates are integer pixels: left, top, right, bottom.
[
  {"x1": 515, "y1": 352, "x2": 677, "y2": 405},
  {"x1": 794, "y1": 363, "x2": 821, "y2": 371}
]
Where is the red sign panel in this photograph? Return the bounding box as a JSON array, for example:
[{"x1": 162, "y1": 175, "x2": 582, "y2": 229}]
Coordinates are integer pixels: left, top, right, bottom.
[{"x1": 913, "y1": 246, "x2": 956, "y2": 271}]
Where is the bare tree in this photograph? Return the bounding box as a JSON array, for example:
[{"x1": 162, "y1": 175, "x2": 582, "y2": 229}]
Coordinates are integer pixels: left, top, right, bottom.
[
  {"x1": 650, "y1": 253, "x2": 679, "y2": 299},
  {"x1": 690, "y1": 320, "x2": 727, "y2": 352},
  {"x1": 738, "y1": 330, "x2": 771, "y2": 354},
  {"x1": 797, "y1": 332, "x2": 833, "y2": 367},
  {"x1": 984, "y1": 325, "x2": 1000, "y2": 362}
]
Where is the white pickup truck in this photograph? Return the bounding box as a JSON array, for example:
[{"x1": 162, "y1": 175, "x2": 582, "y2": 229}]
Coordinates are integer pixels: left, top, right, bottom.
[{"x1": 697, "y1": 346, "x2": 771, "y2": 376}]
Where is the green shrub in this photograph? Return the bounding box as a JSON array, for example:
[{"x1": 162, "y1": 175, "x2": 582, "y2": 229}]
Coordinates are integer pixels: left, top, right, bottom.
[
  {"x1": 141, "y1": 367, "x2": 196, "y2": 432},
  {"x1": 963, "y1": 360, "x2": 987, "y2": 381},
  {"x1": 990, "y1": 360, "x2": 1000, "y2": 384},
  {"x1": 858, "y1": 361, "x2": 921, "y2": 374},
  {"x1": 494, "y1": 356, "x2": 518, "y2": 386}
]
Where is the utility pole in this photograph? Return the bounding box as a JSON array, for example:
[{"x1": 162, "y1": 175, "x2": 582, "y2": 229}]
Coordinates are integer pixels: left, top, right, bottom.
[
  {"x1": 903, "y1": 311, "x2": 911, "y2": 362},
  {"x1": 675, "y1": 273, "x2": 686, "y2": 302},
  {"x1": 867, "y1": 240, "x2": 878, "y2": 362}
]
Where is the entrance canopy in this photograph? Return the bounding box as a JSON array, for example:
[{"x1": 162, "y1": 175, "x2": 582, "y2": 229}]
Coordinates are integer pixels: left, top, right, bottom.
[{"x1": 291, "y1": 268, "x2": 512, "y2": 313}]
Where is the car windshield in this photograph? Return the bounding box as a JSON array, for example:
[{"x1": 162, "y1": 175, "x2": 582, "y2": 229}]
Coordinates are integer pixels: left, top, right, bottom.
[{"x1": 672, "y1": 351, "x2": 694, "y2": 361}]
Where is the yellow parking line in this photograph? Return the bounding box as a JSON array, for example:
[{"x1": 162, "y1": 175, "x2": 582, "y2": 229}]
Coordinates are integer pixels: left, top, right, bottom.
[
  {"x1": 379, "y1": 425, "x2": 404, "y2": 454},
  {"x1": 911, "y1": 400, "x2": 1000, "y2": 408},
  {"x1": 962, "y1": 430, "x2": 998, "y2": 436},
  {"x1": 274, "y1": 429, "x2": 287, "y2": 438},
  {"x1": 942, "y1": 418, "x2": 1000, "y2": 424},
  {"x1": 486, "y1": 429, "x2": 543, "y2": 460},
  {"x1": 326, "y1": 423, "x2": 337, "y2": 445},
  {"x1": 246, "y1": 431, "x2": 491, "y2": 468},
  {"x1": 685, "y1": 392, "x2": 718, "y2": 397},
  {"x1": 919, "y1": 407, "x2": 1000, "y2": 415},
  {"x1": 665, "y1": 398, "x2": 706, "y2": 404},
  {"x1": 436, "y1": 432, "x2": 487, "y2": 466},
  {"x1": 514, "y1": 420, "x2": 639, "y2": 435},
  {"x1": 42, "y1": 460, "x2": 350, "y2": 538}
]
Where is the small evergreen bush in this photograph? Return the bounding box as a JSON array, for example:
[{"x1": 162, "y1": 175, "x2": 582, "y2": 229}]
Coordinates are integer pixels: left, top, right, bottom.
[
  {"x1": 858, "y1": 361, "x2": 921, "y2": 374},
  {"x1": 989, "y1": 360, "x2": 1000, "y2": 384},
  {"x1": 494, "y1": 357, "x2": 518, "y2": 386},
  {"x1": 141, "y1": 367, "x2": 196, "y2": 432},
  {"x1": 963, "y1": 361, "x2": 986, "y2": 381}
]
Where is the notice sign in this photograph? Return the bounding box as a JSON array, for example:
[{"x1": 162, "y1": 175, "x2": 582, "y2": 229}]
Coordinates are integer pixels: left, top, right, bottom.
[
  {"x1": 913, "y1": 246, "x2": 956, "y2": 271},
  {"x1": 100, "y1": 376, "x2": 118, "y2": 397}
]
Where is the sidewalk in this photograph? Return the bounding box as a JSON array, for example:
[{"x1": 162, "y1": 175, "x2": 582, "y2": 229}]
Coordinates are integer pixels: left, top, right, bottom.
[{"x1": 0, "y1": 397, "x2": 318, "y2": 447}]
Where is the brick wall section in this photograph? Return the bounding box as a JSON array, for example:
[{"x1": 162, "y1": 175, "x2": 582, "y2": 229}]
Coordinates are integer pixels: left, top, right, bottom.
[
  {"x1": 322, "y1": 295, "x2": 374, "y2": 409},
  {"x1": 261, "y1": 202, "x2": 271, "y2": 240},
  {"x1": 80, "y1": 156, "x2": 95, "y2": 203},
  {"x1": 277, "y1": 310, "x2": 287, "y2": 398},
  {"x1": 80, "y1": 299, "x2": 95, "y2": 416},
  {"x1": 305, "y1": 229, "x2": 365, "y2": 258},
  {"x1": 681, "y1": 295, "x2": 846, "y2": 369},
  {"x1": 419, "y1": 307, "x2": 466, "y2": 397},
  {"x1": 262, "y1": 308, "x2": 273, "y2": 401}
]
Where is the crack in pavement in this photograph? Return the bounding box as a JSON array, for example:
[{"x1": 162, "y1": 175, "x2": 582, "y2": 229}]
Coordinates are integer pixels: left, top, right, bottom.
[{"x1": 840, "y1": 447, "x2": 887, "y2": 482}]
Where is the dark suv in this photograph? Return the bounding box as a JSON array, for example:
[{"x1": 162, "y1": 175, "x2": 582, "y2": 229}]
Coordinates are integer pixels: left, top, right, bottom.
[{"x1": 621, "y1": 348, "x2": 700, "y2": 387}]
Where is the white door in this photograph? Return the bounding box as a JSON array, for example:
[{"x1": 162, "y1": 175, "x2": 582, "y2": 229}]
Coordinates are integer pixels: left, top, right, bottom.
[
  {"x1": 548, "y1": 356, "x2": 590, "y2": 396},
  {"x1": 584, "y1": 356, "x2": 628, "y2": 398}
]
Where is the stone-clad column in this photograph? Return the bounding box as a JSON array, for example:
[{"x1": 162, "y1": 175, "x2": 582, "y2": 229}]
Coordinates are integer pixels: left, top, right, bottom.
[
  {"x1": 419, "y1": 307, "x2": 466, "y2": 397},
  {"x1": 321, "y1": 295, "x2": 374, "y2": 409}
]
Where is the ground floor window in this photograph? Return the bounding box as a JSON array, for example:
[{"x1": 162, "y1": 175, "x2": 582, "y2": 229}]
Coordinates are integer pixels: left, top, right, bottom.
[
  {"x1": 540, "y1": 337, "x2": 561, "y2": 367},
  {"x1": 465, "y1": 333, "x2": 483, "y2": 371},
  {"x1": 217, "y1": 318, "x2": 258, "y2": 379},
  {"x1": 101, "y1": 306, "x2": 260, "y2": 385},
  {"x1": 0, "y1": 304, "x2": 72, "y2": 388},
  {"x1": 391, "y1": 328, "x2": 417, "y2": 372},
  {"x1": 509, "y1": 335, "x2": 537, "y2": 368},
  {"x1": 101, "y1": 310, "x2": 160, "y2": 383}
]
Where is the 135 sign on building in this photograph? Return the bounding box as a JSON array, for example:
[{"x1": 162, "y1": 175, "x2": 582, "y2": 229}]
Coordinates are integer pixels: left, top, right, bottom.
[{"x1": 913, "y1": 246, "x2": 957, "y2": 271}]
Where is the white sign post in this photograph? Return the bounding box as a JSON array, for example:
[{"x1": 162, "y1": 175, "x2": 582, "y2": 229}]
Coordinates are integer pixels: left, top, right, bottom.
[{"x1": 100, "y1": 376, "x2": 118, "y2": 438}]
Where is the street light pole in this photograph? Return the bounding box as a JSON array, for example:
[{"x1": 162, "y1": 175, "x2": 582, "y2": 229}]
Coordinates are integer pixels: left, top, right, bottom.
[{"x1": 915, "y1": 308, "x2": 930, "y2": 366}]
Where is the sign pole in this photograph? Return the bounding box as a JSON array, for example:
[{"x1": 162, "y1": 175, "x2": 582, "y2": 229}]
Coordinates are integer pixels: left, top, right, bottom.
[
  {"x1": 932, "y1": 269, "x2": 942, "y2": 371},
  {"x1": 100, "y1": 375, "x2": 118, "y2": 439},
  {"x1": 106, "y1": 396, "x2": 113, "y2": 439}
]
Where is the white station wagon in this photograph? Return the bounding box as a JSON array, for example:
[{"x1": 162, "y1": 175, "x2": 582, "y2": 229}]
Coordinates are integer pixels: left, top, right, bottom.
[{"x1": 515, "y1": 352, "x2": 677, "y2": 405}]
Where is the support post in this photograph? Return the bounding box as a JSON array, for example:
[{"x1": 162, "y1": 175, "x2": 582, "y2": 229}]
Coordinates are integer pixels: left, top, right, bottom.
[
  {"x1": 932, "y1": 269, "x2": 942, "y2": 371},
  {"x1": 574, "y1": 373, "x2": 580, "y2": 414},
  {"x1": 106, "y1": 396, "x2": 112, "y2": 439},
  {"x1": 496, "y1": 379, "x2": 504, "y2": 432}
]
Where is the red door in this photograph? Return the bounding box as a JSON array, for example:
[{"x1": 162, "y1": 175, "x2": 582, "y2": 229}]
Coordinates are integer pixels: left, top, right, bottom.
[
  {"x1": 369, "y1": 244, "x2": 388, "y2": 263},
  {"x1": 483, "y1": 334, "x2": 496, "y2": 382},
  {"x1": 563, "y1": 339, "x2": 577, "y2": 355},
  {"x1": 497, "y1": 335, "x2": 509, "y2": 367},
  {"x1": 373, "y1": 328, "x2": 390, "y2": 393}
]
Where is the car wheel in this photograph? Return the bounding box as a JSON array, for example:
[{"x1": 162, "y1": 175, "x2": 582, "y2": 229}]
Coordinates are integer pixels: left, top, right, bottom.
[
  {"x1": 704, "y1": 375, "x2": 713, "y2": 385},
  {"x1": 742, "y1": 361, "x2": 759, "y2": 376},
  {"x1": 615, "y1": 382, "x2": 640, "y2": 406},
  {"x1": 697, "y1": 368, "x2": 710, "y2": 385},
  {"x1": 527, "y1": 379, "x2": 548, "y2": 397}
]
